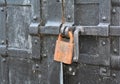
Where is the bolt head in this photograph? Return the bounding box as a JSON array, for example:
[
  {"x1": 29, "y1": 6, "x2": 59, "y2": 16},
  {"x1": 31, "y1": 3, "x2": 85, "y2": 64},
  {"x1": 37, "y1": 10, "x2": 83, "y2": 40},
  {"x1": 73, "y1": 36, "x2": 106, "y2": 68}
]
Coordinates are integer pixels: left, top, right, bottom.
[
  {"x1": 43, "y1": 54, "x2": 47, "y2": 57},
  {"x1": 34, "y1": 40, "x2": 38, "y2": 44},
  {"x1": 112, "y1": 73, "x2": 116, "y2": 77},
  {"x1": 1, "y1": 40, "x2": 5, "y2": 44},
  {"x1": 102, "y1": 16, "x2": 107, "y2": 21},
  {"x1": 0, "y1": 8, "x2": 4, "y2": 12},
  {"x1": 2, "y1": 58, "x2": 6, "y2": 62},
  {"x1": 112, "y1": 9, "x2": 116, "y2": 14},
  {"x1": 33, "y1": 16, "x2": 37, "y2": 20},
  {"x1": 38, "y1": 74, "x2": 42, "y2": 78},
  {"x1": 33, "y1": 70, "x2": 36, "y2": 73},
  {"x1": 113, "y1": 48, "x2": 117, "y2": 53},
  {"x1": 67, "y1": 15, "x2": 71, "y2": 20},
  {"x1": 72, "y1": 72, "x2": 76, "y2": 76},
  {"x1": 73, "y1": 57, "x2": 77, "y2": 61},
  {"x1": 102, "y1": 41, "x2": 106, "y2": 46},
  {"x1": 35, "y1": 64, "x2": 39, "y2": 68},
  {"x1": 69, "y1": 67, "x2": 72, "y2": 72}
]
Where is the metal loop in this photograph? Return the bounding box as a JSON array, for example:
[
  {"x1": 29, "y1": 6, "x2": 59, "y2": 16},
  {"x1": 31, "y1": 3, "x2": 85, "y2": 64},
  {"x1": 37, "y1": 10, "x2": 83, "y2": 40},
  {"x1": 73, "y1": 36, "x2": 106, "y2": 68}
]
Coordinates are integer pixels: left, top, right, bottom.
[
  {"x1": 68, "y1": 31, "x2": 74, "y2": 43},
  {"x1": 57, "y1": 31, "x2": 73, "y2": 43},
  {"x1": 58, "y1": 34, "x2": 62, "y2": 41}
]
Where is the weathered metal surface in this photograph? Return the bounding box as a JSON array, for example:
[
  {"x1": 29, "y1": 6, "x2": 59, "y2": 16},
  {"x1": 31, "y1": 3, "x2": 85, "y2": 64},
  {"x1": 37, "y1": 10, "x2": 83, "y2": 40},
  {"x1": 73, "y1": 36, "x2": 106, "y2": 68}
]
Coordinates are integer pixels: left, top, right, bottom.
[
  {"x1": 45, "y1": 0, "x2": 62, "y2": 26},
  {"x1": 0, "y1": 0, "x2": 5, "y2": 5},
  {"x1": 6, "y1": 0, "x2": 31, "y2": 5},
  {"x1": 1, "y1": 0, "x2": 120, "y2": 84},
  {"x1": 0, "y1": 7, "x2": 6, "y2": 45},
  {"x1": 7, "y1": 6, "x2": 32, "y2": 49}
]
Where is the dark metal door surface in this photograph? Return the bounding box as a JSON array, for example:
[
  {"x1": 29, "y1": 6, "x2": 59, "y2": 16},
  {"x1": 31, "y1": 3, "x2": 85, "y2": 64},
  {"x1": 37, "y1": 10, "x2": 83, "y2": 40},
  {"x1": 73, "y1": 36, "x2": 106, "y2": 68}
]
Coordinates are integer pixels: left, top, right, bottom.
[
  {"x1": 0, "y1": 0, "x2": 60, "y2": 84},
  {"x1": 0, "y1": 0, "x2": 120, "y2": 84}
]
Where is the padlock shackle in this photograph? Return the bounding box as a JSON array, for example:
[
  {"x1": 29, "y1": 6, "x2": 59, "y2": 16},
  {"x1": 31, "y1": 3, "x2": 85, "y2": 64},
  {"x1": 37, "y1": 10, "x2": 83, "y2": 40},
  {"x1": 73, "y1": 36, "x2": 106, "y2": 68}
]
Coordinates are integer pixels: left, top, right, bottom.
[
  {"x1": 58, "y1": 34, "x2": 62, "y2": 41},
  {"x1": 58, "y1": 31, "x2": 73, "y2": 43},
  {"x1": 68, "y1": 31, "x2": 74, "y2": 43}
]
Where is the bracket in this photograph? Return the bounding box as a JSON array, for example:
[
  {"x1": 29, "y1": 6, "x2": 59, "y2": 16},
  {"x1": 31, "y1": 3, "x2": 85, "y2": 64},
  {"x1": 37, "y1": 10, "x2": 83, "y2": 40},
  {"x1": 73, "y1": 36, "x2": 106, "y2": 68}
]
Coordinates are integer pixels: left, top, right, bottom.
[{"x1": 29, "y1": 22, "x2": 41, "y2": 60}]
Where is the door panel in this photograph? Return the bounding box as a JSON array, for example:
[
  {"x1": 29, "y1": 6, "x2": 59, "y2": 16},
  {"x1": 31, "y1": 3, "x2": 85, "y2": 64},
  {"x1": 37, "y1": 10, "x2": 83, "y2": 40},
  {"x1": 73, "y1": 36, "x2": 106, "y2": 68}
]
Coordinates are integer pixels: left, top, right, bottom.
[{"x1": 1, "y1": 0, "x2": 120, "y2": 84}]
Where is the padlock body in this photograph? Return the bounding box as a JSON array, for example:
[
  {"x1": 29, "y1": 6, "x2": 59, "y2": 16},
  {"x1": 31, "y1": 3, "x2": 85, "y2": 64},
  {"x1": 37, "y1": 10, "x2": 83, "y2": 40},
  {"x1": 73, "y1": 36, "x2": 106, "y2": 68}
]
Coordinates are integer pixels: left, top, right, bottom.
[{"x1": 54, "y1": 40, "x2": 73, "y2": 64}]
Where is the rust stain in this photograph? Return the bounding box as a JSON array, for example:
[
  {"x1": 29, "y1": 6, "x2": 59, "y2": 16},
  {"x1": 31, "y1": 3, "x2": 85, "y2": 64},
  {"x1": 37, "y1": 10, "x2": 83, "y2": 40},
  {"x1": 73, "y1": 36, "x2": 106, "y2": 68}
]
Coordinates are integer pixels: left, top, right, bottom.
[{"x1": 54, "y1": 31, "x2": 74, "y2": 64}]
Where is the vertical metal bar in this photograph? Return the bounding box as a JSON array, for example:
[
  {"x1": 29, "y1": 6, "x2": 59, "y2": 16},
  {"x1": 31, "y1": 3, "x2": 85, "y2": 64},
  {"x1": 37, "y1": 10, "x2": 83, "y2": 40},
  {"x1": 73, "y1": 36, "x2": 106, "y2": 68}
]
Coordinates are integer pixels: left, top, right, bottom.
[
  {"x1": 1, "y1": 58, "x2": 9, "y2": 84},
  {"x1": 99, "y1": 0, "x2": 111, "y2": 23},
  {"x1": 60, "y1": 62, "x2": 63, "y2": 84}
]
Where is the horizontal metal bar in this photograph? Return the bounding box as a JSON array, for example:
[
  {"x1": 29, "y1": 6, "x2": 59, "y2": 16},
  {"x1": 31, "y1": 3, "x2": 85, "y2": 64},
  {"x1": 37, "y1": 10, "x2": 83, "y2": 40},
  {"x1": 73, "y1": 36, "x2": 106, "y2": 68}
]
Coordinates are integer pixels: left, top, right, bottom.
[
  {"x1": 39, "y1": 26, "x2": 120, "y2": 36},
  {"x1": 110, "y1": 26, "x2": 120, "y2": 36},
  {"x1": 78, "y1": 54, "x2": 110, "y2": 66},
  {"x1": 75, "y1": 0, "x2": 120, "y2": 6},
  {"x1": 75, "y1": 0, "x2": 98, "y2": 4},
  {"x1": 40, "y1": 26, "x2": 59, "y2": 35},
  {"x1": 7, "y1": 48, "x2": 31, "y2": 58},
  {"x1": 79, "y1": 26, "x2": 109, "y2": 36}
]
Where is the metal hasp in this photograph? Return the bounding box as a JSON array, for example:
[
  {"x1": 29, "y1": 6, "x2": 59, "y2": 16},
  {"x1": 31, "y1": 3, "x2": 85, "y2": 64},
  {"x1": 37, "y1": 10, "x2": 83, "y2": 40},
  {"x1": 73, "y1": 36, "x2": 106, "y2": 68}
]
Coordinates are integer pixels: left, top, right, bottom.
[{"x1": 73, "y1": 26, "x2": 84, "y2": 62}]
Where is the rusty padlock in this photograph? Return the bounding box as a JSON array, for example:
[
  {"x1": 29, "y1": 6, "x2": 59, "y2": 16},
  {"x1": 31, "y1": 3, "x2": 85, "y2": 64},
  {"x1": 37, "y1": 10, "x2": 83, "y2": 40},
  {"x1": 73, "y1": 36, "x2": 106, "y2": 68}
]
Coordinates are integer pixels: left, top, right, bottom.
[{"x1": 54, "y1": 31, "x2": 74, "y2": 64}]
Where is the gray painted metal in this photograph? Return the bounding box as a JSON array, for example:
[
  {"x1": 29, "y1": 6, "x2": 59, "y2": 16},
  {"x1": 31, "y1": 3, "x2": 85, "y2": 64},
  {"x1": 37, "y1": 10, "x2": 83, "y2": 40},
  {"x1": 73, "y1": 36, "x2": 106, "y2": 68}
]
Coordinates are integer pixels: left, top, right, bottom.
[{"x1": 0, "y1": 0, "x2": 120, "y2": 84}]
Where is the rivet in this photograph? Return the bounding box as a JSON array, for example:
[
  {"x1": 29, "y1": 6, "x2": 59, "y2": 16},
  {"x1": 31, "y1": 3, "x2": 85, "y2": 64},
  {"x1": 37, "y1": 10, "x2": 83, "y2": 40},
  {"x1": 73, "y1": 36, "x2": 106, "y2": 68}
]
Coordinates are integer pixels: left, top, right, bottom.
[
  {"x1": 43, "y1": 54, "x2": 47, "y2": 57},
  {"x1": 38, "y1": 74, "x2": 42, "y2": 78},
  {"x1": 0, "y1": 8, "x2": 4, "y2": 12},
  {"x1": 112, "y1": 73, "x2": 116, "y2": 78},
  {"x1": 102, "y1": 16, "x2": 107, "y2": 21},
  {"x1": 113, "y1": 48, "x2": 117, "y2": 53},
  {"x1": 1, "y1": 40, "x2": 5, "y2": 44},
  {"x1": 72, "y1": 72, "x2": 76, "y2": 76},
  {"x1": 2, "y1": 58, "x2": 6, "y2": 62},
  {"x1": 102, "y1": 41, "x2": 106, "y2": 46},
  {"x1": 67, "y1": 15, "x2": 71, "y2": 20},
  {"x1": 73, "y1": 57, "x2": 77, "y2": 61},
  {"x1": 112, "y1": 9, "x2": 116, "y2": 14},
  {"x1": 35, "y1": 64, "x2": 39, "y2": 68},
  {"x1": 33, "y1": 16, "x2": 37, "y2": 20},
  {"x1": 34, "y1": 40, "x2": 38, "y2": 44},
  {"x1": 69, "y1": 67, "x2": 72, "y2": 72},
  {"x1": 102, "y1": 68, "x2": 107, "y2": 73},
  {"x1": 33, "y1": 70, "x2": 36, "y2": 73}
]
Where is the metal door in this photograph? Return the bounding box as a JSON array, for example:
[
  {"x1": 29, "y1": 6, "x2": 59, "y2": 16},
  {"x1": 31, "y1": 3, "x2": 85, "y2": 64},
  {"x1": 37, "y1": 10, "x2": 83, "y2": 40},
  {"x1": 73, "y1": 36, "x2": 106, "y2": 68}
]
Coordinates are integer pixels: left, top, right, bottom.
[
  {"x1": 0, "y1": 0, "x2": 60, "y2": 84},
  {"x1": 1, "y1": 0, "x2": 120, "y2": 84},
  {"x1": 63, "y1": 0, "x2": 120, "y2": 84}
]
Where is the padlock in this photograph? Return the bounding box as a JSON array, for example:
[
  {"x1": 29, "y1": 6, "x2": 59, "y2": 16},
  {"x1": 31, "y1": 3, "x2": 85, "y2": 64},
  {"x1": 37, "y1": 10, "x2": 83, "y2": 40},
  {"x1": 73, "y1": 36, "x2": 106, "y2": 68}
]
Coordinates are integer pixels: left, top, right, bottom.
[{"x1": 54, "y1": 31, "x2": 74, "y2": 64}]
